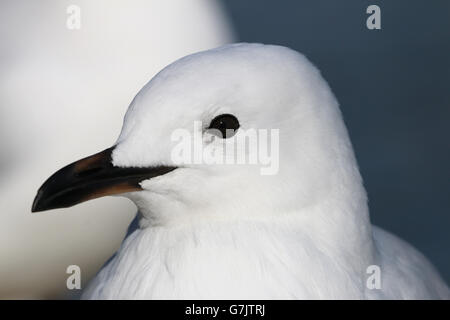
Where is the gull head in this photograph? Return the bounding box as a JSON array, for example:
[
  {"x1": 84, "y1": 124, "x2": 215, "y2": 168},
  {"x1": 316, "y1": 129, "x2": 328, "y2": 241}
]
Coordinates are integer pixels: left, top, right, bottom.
[{"x1": 32, "y1": 43, "x2": 366, "y2": 226}]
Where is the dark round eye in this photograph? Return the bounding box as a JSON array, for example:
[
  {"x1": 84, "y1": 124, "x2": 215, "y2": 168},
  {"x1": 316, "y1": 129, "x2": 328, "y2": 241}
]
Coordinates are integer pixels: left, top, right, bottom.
[{"x1": 207, "y1": 114, "x2": 240, "y2": 138}]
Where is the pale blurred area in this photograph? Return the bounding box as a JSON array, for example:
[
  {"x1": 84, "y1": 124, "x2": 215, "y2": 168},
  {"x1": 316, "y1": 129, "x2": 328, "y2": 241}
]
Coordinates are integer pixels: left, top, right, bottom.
[{"x1": 0, "y1": 0, "x2": 233, "y2": 299}]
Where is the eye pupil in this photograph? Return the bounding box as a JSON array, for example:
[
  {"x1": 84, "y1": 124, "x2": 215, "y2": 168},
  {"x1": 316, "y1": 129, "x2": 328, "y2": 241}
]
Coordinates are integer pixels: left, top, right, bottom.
[{"x1": 208, "y1": 114, "x2": 240, "y2": 138}]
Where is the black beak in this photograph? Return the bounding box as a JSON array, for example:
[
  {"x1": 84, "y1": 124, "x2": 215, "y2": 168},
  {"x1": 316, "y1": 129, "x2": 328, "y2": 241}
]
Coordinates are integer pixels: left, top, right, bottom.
[{"x1": 31, "y1": 147, "x2": 176, "y2": 212}]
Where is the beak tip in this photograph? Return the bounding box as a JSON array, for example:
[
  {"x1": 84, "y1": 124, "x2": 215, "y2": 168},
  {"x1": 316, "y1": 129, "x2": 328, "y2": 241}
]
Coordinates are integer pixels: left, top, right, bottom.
[
  {"x1": 31, "y1": 189, "x2": 46, "y2": 213},
  {"x1": 31, "y1": 201, "x2": 40, "y2": 213},
  {"x1": 31, "y1": 203, "x2": 41, "y2": 213}
]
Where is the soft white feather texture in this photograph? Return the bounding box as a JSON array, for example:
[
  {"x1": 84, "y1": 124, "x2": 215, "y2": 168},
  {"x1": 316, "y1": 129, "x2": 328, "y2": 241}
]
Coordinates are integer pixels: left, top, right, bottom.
[{"x1": 83, "y1": 43, "x2": 449, "y2": 299}]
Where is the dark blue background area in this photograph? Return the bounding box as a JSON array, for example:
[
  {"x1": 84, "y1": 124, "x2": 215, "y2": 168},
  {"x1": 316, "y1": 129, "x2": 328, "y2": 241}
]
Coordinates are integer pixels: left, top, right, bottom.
[{"x1": 222, "y1": 0, "x2": 450, "y2": 282}]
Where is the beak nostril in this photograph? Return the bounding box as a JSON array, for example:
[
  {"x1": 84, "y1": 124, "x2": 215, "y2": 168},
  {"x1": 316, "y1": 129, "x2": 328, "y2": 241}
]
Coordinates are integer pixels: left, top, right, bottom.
[{"x1": 75, "y1": 166, "x2": 104, "y2": 178}]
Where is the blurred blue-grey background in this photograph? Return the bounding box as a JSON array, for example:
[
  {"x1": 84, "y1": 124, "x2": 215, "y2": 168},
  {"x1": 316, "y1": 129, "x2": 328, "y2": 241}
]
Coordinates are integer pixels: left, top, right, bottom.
[{"x1": 223, "y1": 0, "x2": 449, "y2": 282}]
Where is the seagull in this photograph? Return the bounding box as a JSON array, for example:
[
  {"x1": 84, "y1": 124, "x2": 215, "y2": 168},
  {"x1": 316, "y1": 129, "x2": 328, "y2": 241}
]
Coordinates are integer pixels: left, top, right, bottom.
[{"x1": 32, "y1": 43, "x2": 449, "y2": 299}]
